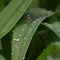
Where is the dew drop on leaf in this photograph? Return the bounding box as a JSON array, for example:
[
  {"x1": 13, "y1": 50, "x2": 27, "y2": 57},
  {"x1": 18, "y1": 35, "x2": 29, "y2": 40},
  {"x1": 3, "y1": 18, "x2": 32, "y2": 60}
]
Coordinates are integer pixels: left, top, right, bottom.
[
  {"x1": 11, "y1": 52, "x2": 13, "y2": 56},
  {"x1": 24, "y1": 37, "x2": 27, "y2": 40},
  {"x1": 19, "y1": 34, "x2": 21, "y2": 37},
  {"x1": 13, "y1": 38, "x2": 20, "y2": 42},
  {"x1": 16, "y1": 39, "x2": 20, "y2": 42},
  {"x1": 33, "y1": 20, "x2": 37, "y2": 23},
  {"x1": 21, "y1": 29, "x2": 24, "y2": 32},
  {"x1": 13, "y1": 38, "x2": 16, "y2": 41},
  {"x1": 27, "y1": 14, "x2": 31, "y2": 19},
  {"x1": 23, "y1": 56, "x2": 25, "y2": 60},
  {"x1": 20, "y1": 5, "x2": 24, "y2": 12}
]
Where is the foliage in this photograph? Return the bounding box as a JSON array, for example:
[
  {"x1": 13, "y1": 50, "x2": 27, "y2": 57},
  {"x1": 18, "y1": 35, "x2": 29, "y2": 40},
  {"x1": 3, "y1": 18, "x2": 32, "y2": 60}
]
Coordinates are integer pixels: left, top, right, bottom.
[{"x1": 0, "y1": 0, "x2": 60, "y2": 60}]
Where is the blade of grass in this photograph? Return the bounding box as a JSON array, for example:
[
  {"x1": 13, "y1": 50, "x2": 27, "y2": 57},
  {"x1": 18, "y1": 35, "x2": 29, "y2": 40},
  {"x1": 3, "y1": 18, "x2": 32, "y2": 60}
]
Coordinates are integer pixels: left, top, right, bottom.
[
  {"x1": 0, "y1": 0, "x2": 32, "y2": 39},
  {"x1": 11, "y1": 8, "x2": 54, "y2": 60},
  {"x1": 37, "y1": 42, "x2": 60, "y2": 60}
]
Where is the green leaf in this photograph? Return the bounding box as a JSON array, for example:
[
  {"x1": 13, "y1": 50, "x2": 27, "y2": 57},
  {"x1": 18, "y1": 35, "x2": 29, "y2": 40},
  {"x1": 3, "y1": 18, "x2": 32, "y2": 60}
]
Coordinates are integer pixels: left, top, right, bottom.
[
  {"x1": 0, "y1": 0, "x2": 4, "y2": 50},
  {"x1": 0, "y1": 0, "x2": 32, "y2": 39},
  {"x1": 11, "y1": 8, "x2": 54, "y2": 60},
  {"x1": 37, "y1": 42, "x2": 60, "y2": 60},
  {"x1": 42, "y1": 22, "x2": 60, "y2": 38}
]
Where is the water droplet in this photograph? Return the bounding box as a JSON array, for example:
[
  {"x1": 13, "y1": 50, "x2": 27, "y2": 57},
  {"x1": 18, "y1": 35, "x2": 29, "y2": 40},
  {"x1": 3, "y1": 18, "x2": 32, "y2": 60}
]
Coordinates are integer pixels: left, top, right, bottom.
[
  {"x1": 35, "y1": 17, "x2": 43, "y2": 22},
  {"x1": 16, "y1": 39, "x2": 20, "y2": 41},
  {"x1": 19, "y1": 35, "x2": 21, "y2": 37},
  {"x1": 21, "y1": 29, "x2": 24, "y2": 32},
  {"x1": 20, "y1": 5, "x2": 24, "y2": 11},
  {"x1": 27, "y1": 14, "x2": 31, "y2": 19},
  {"x1": 13, "y1": 38, "x2": 20, "y2": 42},
  {"x1": 36, "y1": 18, "x2": 39, "y2": 21},
  {"x1": 33, "y1": 20, "x2": 37, "y2": 23},
  {"x1": 11, "y1": 52, "x2": 13, "y2": 55},
  {"x1": 13, "y1": 38, "x2": 16, "y2": 41},
  {"x1": 24, "y1": 37, "x2": 27, "y2": 40},
  {"x1": 23, "y1": 56, "x2": 25, "y2": 60}
]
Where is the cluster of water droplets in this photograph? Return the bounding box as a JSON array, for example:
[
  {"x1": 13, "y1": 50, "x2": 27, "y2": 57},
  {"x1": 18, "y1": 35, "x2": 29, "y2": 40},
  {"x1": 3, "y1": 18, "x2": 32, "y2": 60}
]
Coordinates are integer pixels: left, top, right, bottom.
[
  {"x1": 23, "y1": 56, "x2": 25, "y2": 60},
  {"x1": 27, "y1": 14, "x2": 31, "y2": 19},
  {"x1": 32, "y1": 16, "x2": 44, "y2": 24},
  {"x1": 13, "y1": 38, "x2": 20, "y2": 42},
  {"x1": 16, "y1": 4, "x2": 24, "y2": 16}
]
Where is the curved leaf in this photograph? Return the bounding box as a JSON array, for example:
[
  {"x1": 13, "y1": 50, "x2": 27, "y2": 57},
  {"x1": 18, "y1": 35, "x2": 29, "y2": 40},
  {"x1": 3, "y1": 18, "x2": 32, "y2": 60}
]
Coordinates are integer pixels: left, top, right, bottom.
[{"x1": 11, "y1": 8, "x2": 54, "y2": 60}]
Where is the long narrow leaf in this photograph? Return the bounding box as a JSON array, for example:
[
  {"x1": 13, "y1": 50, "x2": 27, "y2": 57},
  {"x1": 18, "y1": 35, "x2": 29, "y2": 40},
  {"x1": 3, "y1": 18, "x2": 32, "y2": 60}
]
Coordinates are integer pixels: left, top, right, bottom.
[
  {"x1": 11, "y1": 8, "x2": 54, "y2": 60},
  {"x1": 0, "y1": 0, "x2": 32, "y2": 39}
]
